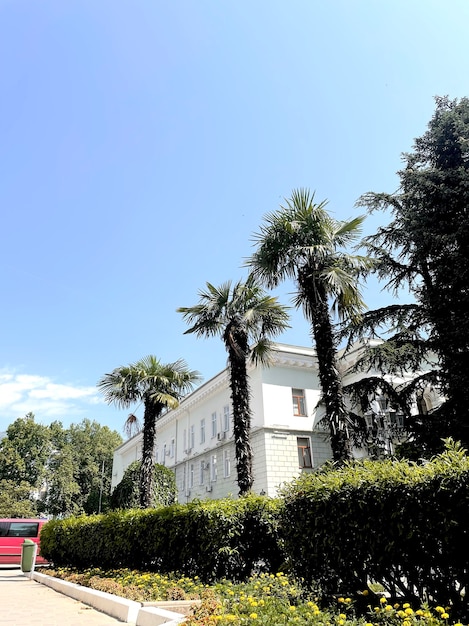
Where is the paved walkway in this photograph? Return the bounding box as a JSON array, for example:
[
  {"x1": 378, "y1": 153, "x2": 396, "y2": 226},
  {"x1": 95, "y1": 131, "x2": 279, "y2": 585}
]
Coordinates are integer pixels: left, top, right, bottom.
[{"x1": 0, "y1": 567, "x2": 124, "y2": 626}]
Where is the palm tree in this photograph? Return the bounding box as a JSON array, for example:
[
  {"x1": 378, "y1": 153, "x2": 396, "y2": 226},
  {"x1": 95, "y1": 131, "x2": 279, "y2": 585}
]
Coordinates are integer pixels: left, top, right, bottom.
[
  {"x1": 178, "y1": 276, "x2": 290, "y2": 495},
  {"x1": 248, "y1": 188, "x2": 371, "y2": 462},
  {"x1": 98, "y1": 356, "x2": 200, "y2": 508}
]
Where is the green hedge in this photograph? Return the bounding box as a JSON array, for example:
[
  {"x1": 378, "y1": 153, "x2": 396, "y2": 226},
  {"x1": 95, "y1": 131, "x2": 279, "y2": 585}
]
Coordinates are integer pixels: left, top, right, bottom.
[
  {"x1": 40, "y1": 443, "x2": 469, "y2": 616},
  {"x1": 40, "y1": 494, "x2": 284, "y2": 582},
  {"x1": 280, "y1": 441, "x2": 469, "y2": 616}
]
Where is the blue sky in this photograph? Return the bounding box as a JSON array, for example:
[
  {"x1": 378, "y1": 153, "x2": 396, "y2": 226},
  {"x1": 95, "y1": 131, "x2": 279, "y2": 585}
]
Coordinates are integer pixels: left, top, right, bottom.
[{"x1": 1, "y1": 0, "x2": 468, "y2": 434}]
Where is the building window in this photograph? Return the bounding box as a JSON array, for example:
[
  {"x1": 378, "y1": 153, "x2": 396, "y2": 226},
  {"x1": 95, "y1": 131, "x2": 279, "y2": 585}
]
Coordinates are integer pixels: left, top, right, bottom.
[
  {"x1": 189, "y1": 464, "x2": 194, "y2": 488},
  {"x1": 211, "y1": 412, "x2": 217, "y2": 438},
  {"x1": 199, "y1": 460, "x2": 205, "y2": 485},
  {"x1": 190, "y1": 424, "x2": 195, "y2": 449},
  {"x1": 297, "y1": 437, "x2": 313, "y2": 468},
  {"x1": 183, "y1": 429, "x2": 187, "y2": 452},
  {"x1": 162, "y1": 444, "x2": 167, "y2": 466},
  {"x1": 292, "y1": 388, "x2": 307, "y2": 416},
  {"x1": 223, "y1": 449, "x2": 230, "y2": 478},
  {"x1": 200, "y1": 418, "x2": 206, "y2": 444},
  {"x1": 155, "y1": 448, "x2": 159, "y2": 464},
  {"x1": 223, "y1": 405, "x2": 230, "y2": 432},
  {"x1": 170, "y1": 438, "x2": 175, "y2": 458},
  {"x1": 210, "y1": 454, "x2": 217, "y2": 482}
]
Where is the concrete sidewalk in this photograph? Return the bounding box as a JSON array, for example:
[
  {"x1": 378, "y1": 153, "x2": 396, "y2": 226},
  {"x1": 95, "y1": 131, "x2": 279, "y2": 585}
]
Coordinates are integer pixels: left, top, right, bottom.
[{"x1": 0, "y1": 567, "x2": 125, "y2": 626}]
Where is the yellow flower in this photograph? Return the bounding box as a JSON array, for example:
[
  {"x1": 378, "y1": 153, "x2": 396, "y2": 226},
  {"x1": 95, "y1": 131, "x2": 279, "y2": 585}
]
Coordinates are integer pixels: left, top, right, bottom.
[
  {"x1": 380, "y1": 597, "x2": 387, "y2": 604},
  {"x1": 365, "y1": 623, "x2": 374, "y2": 626},
  {"x1": 385, "y1": 605, "x2": 392, "y2": 612},
  {"x1": 435, "y1": 606, "x2": 445, "y2": 614},
  {"x1": 362, "y1": 590, "x2": 369, "y2": 596},
  {"x1": 249, "y1": 613, "x2": 258, "y2": 620},
  {"x1": 345, "y1": 598, "x2": 352, "y2": 604},
  {"x1": 441, "y1": 613, "x2": 449, "y2": 620},
  {"x1": 338, "y1": 597, "x2": 345, "y2": 603},
  {"x1": 289, "y1": 605, "x2": 296, "y2": 611},
  {"x1": 403, "y1": 603, "x2": 410, "y2": 609},
  {"x1": 403, "y1": 621, "x2": 411, "y2": 626}
]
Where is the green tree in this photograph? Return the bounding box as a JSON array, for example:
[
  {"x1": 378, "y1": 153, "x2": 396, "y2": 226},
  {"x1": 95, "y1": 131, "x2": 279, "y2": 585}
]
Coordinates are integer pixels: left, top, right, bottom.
[
  {"x1": 39, "y1": 446, "x2": 81, "y2": 517},
  {"x1": 354, "y1": 96, "x2": 469, "y2": 454},
  {"x1": 35, "y1": 420, "x2": 122, "y2": 516},
  {"x1": 98, "y1": 356, "x2": 200, "y2": 508},
  {"x1": 178, "y1": 276, "x2": 290, "y2": 494},
  {"x1": 0, "y1": 414, "x2": 122, "y2": 517},
  {"x1": 66, "y1": 420, "x2": 122, "y2": 514},
  {"x1": 0, "y1": 479, "x2": 37, "y2": 518},
  {"x1": 248, "y1": 189, "x2": 371, "y2": 462},
  {"x1": 0, "y1": 413, "x2": 52, "y2": 487},
  {"x1": 110, "y1": 460, "x2": 177, "y2": 509}
]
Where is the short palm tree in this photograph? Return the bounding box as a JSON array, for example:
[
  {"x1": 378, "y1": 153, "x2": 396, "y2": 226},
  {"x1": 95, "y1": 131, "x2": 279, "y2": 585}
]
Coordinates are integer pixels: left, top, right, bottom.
[
  {"x1": 98, "y1": 356, "x2": 200, "y2": 507},
  {"x1": 248, "y1": 188, "x2": 371, "y2": 462},
  {"x1": 178, "y1": 276, "x2": 290, "y2": 495}
]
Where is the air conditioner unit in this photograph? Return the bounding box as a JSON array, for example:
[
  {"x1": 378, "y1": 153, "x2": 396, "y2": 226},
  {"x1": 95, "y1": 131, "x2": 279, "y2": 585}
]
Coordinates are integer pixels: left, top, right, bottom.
[
  {"x1": 217, "y1": 432, "x2": 226, "y2": 441},
  {"x1": 206, "y1": 485, "x2": 213, "y2": 493}
]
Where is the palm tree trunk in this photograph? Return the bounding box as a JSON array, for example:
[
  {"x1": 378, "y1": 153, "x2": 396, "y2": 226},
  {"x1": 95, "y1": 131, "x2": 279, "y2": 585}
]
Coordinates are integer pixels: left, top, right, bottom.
[
  {"x1": 140, "y1": 400, "x2": 159, "y2": 508},
  {"x1": 302, "y1": 277, "x2": 352, "y2": 463},
  {"x1": 225, "y1": 326, "x2": 254, "y2": 495}
]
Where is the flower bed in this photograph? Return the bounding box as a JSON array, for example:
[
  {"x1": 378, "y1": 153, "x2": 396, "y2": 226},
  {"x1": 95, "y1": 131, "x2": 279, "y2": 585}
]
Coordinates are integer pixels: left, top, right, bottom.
[{"x1": 38, "y1": 568, "x2": 463, "y2": 626}]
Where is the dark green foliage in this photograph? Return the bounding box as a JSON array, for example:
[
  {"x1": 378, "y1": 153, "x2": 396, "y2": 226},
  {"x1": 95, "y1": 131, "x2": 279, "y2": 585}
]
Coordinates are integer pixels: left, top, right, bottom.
[
  {"x1": 110, "y1": 461, "x2": 177, "y2": 509},
  {"x1": 280, "y1": 441, "x2": 469, "y2": 618},
  {"x1": 39, "y1": 495, "x2": 284, "y2": 582},
  {"x1": 353, "y1": 96, "x2": 469, "y2": 453}
]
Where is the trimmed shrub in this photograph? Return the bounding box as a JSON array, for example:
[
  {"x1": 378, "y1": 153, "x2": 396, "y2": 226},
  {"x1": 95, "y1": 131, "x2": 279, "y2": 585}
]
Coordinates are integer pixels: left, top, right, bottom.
[
  {"x1": 40, "y1": 494, "x2": 284, "y2": 582},
  {"x1": 280, "y1": 440, "x2": 469, "y2": 617},
  {"x1": 110, "y1": 461, "x2": 177, "y2": 509}
]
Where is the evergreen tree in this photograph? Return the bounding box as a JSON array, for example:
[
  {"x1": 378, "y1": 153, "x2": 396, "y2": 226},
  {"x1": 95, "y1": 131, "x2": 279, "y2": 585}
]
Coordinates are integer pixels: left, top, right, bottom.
[{"x1": 353, "y1": 96, "x2": 469, "y2": 453}]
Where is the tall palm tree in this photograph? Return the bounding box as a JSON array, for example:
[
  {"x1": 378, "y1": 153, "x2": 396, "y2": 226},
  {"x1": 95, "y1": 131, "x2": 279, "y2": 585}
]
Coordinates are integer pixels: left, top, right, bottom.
[
  {"x1": 248, "y1": 188, "x2": 371, "y2": 462},
  {"x1": 98, "y1": 356, "x2": 200, "y2": 508},
  {"x1": 178, "y1": 276, "x2": 290, "y2": 495}
]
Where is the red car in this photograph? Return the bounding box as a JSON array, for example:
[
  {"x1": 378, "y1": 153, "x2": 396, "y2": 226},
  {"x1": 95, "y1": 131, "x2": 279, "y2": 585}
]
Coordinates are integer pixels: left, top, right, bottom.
[{"x1": 0, "y1": 519, "x2": 48, "y2": 565}]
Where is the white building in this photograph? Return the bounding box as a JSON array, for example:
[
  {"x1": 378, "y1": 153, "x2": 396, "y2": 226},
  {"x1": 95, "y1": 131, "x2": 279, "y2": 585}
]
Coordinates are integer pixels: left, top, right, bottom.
[{"x1": 111, "y1": 341, "x2": 430, "y2": 502}]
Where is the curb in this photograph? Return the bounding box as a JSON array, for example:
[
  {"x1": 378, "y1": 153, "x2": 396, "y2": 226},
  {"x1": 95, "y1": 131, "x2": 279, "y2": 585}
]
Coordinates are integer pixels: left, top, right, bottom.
[{"x1": 31, "y1": 572, "x2": 186, "y2": 625}]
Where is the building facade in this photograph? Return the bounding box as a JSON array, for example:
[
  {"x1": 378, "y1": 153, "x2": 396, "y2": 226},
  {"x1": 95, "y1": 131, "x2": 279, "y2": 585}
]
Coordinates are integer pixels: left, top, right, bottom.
[{"x1": 111, "y1": 341, "x2": 430, "y2": 502}]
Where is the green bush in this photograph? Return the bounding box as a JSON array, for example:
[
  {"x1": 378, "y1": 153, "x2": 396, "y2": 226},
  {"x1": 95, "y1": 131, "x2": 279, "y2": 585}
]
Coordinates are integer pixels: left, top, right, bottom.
[
  {"x1": 40, "y1": 442, "x2": 469, "y2": 617},
  {"x1": 110, "y1": 461, "x2": 177, "y2": 509},
  {"x1": 280, "y1": 440, "x2": 469, "y2": 617},
  {"x1": 40, "y1": 494, "x2": 284, "y2": 581}
]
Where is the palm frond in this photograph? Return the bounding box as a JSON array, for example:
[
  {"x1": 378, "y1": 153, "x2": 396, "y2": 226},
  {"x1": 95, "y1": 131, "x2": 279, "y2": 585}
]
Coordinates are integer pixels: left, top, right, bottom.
[{"x1": 123, "y1": 413, "x2": 141, "y2": 438}]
